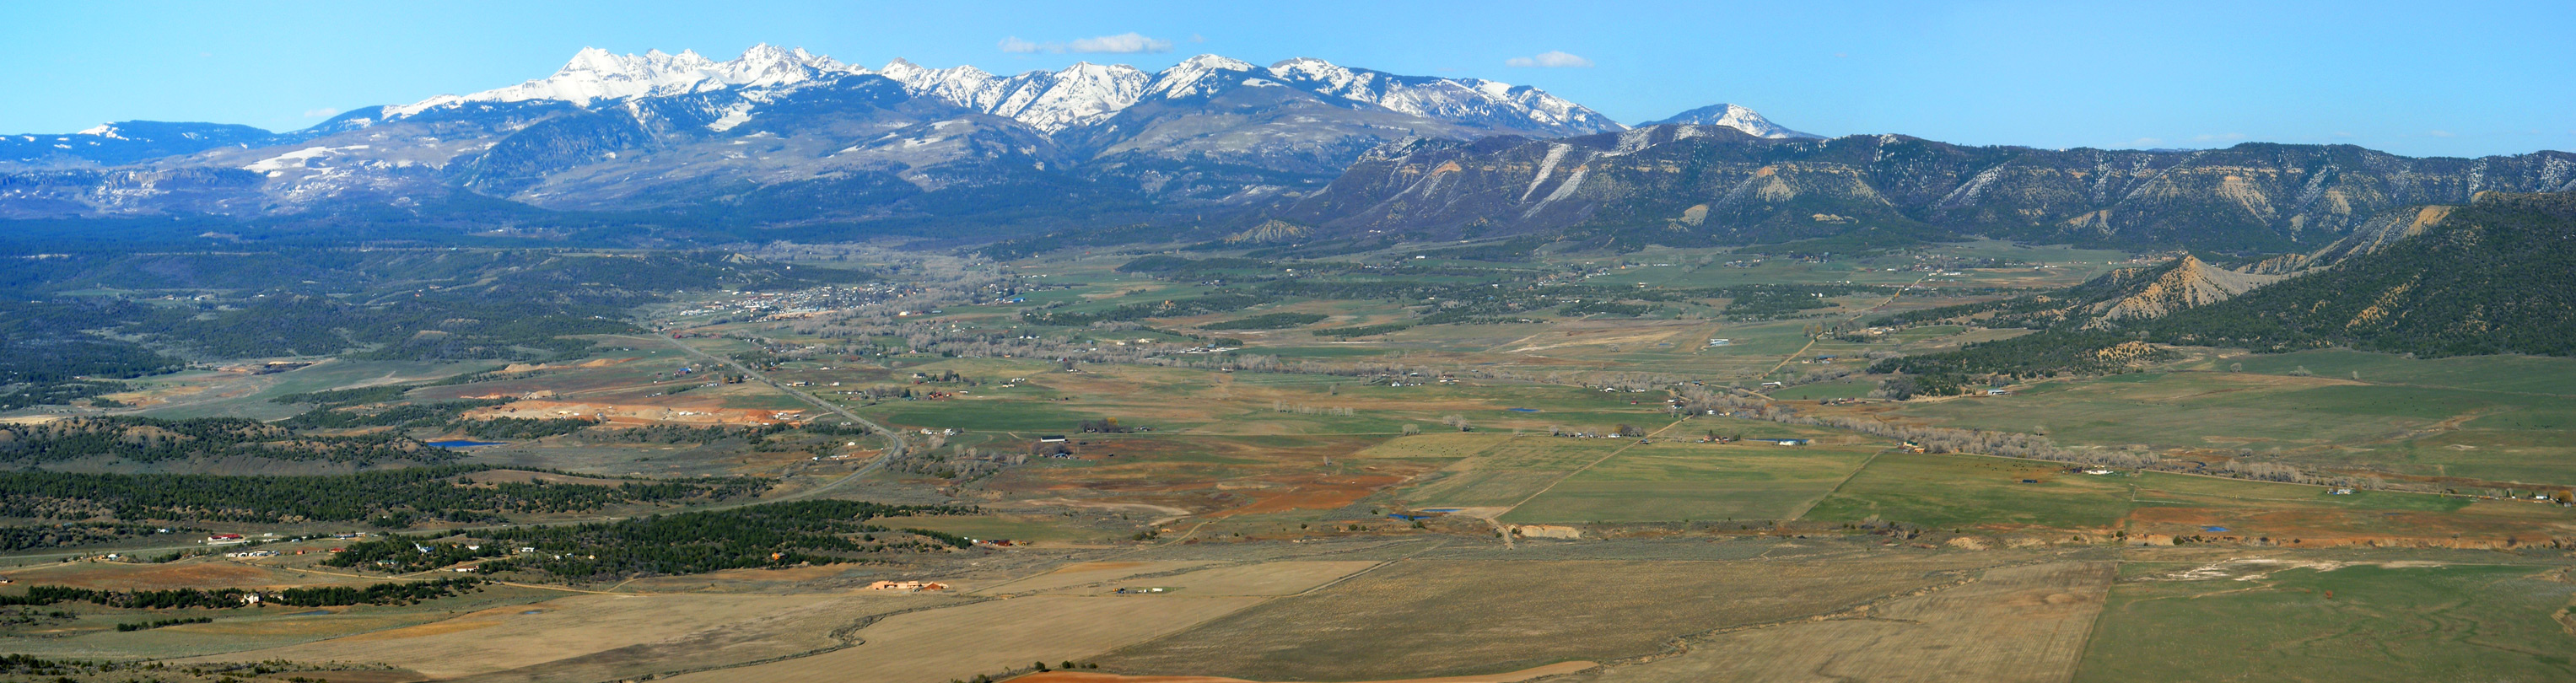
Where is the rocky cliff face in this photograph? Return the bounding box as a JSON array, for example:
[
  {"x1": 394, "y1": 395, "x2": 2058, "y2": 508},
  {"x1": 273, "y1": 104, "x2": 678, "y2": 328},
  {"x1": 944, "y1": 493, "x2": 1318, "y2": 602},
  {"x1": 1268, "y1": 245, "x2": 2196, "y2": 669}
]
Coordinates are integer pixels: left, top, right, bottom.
[
  {"x1": 2243, "y1": 204, "x2": 2457, "y2": 274},
  {"x1": 1281, "y1": 126, "x2": 2576, "y2": 250},
  {"x1": 2075, "y1": 255, "x2": 2282, "y2": 322}
]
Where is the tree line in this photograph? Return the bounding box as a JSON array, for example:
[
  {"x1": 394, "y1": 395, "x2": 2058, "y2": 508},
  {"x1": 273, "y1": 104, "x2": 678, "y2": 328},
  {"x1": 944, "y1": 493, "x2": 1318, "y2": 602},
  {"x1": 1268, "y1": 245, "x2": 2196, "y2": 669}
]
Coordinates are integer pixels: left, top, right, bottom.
[{"x1": 0, "y1": 465, "x2": 768, "y2": 524}]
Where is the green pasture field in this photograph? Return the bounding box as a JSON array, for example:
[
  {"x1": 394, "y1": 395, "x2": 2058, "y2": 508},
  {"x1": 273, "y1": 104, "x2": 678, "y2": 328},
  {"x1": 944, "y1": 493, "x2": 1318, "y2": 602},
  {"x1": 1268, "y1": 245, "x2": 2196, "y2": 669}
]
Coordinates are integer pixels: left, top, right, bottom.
[
  {"x1": 1351, "y1": 433, "x2": 1513, "y2": 460},
  {"x1": 1393, "y1": 437, "x2": 1628, "y2": 508},
  {"x1": 1473, "y1": 437, "x2": 1631, "y2": 471},
  {"x1": 1888, "y1": 372, "x2": 2481, "y2": 453},
  {"x1": 2366, "y1": 422, "x2": 2576, "y2": 486},
  {"x1": 1927, "y1": 366, "x2": 2576, "y2": 484},
  {"x1": 1403, "y1": 470, "x2": 1584, "y2": 508},
  {"x1": 2074, "y1": 563, "x2": 2576, "y2": 682},
  {"x1": 136, "y1": 359, "x2": 503, "y2": 421},
  {"x1": 1248, "y1": 346, "x2": 1396, "y2": 358},
  {"x1": 2223, "y1": 349, "x2": 2576, "y2": 395},
  {"x1": 1501, "y1": 442, "x2": 1877, "y2": 523},
  {"x1": 1801, "y1": 452, "x2": 2133, "y2": 530},
  {"x1": 2131, "y1": 472, "x2": 2471, "y2": 514},
  {"x1": 2122, "y1": 471, "x2": 2576, "y2": 542},
  {"x1": 1887, "y1": 325, "x2": 1966, "y2": 341}
]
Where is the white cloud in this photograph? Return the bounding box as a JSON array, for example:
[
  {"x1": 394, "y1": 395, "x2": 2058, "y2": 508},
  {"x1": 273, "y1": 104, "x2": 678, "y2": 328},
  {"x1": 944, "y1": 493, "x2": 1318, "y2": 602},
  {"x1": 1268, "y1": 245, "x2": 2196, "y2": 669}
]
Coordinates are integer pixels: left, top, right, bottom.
[
  {"x1": 1000, "y1": 32, "x2": 1176, "y2": 55},
  {"x1": 1506, "y1": 51, "x2": 1594, "y2": 68},
  {"x1": 303, "y1": 108, "x2": 339, "y2": 118},
  {"x1": 1189, "y1": 33, "x2": 1206, "y2": 43}
]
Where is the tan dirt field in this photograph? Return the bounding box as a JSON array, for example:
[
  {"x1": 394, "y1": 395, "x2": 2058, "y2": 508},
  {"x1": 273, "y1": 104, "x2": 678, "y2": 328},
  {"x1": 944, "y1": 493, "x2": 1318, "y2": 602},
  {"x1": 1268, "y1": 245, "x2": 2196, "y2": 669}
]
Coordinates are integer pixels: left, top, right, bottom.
[
  {"x1": 978, "y1": 562, "x2": 1214, "y2": 594},
  {"x1": 1046, "y1": 561, "x2": 1382, "y2": 596},
  {"x1": 1012, "y1": 660, "x2": 1598, "y2": 683},
  {"x1": 1097, "y1": 557, "x2": 2002, "y2": 681},
  {"x1": 1561, "y1": 561, "x2": 2115, "y2": 682},
  {"x1": 184, "y1": 592, "x2": 940, "y2": 679},
  {"x1": 659, "y1": 595, "x2": 1265, "y2": 683},
  {"x1": 450, "y1": 594, "x2": 956, "y2": 683}
]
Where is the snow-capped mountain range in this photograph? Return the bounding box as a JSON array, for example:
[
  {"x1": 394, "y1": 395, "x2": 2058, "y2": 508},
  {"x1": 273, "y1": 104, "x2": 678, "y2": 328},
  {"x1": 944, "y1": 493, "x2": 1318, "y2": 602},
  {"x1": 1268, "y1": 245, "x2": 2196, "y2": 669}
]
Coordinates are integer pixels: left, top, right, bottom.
[
  {"x1": 0, "y1": 44, "x2": 1796, "y2": 221},
  {"x1": 371, "y1": 45, "x2": 1636, "y2": 137}
]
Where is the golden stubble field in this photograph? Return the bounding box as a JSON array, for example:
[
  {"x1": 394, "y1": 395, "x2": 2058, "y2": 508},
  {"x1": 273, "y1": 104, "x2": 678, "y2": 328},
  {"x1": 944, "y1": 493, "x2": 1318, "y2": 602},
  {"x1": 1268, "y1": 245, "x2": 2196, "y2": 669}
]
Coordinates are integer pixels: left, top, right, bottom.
[
  {"x1": 1096, "y1": 555, "x2": 2018, "y2": 681},
  {"x1": 182, "y1": 592, "x2": 957, "y2": 680},
  {"x1": 1560, "y1": 561, "x2": 2115, "y2": 682},
  {"x1": 660, "y1": 595, "x2": 1268, "y2": 683}
]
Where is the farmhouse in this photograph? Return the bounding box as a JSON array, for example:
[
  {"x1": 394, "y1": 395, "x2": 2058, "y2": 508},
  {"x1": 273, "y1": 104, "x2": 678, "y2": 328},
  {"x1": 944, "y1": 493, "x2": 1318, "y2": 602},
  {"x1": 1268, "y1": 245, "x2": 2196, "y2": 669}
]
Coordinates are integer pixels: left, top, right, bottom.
[{"x1": 865, "y1": 580, "x2": 950, "y2": 591}]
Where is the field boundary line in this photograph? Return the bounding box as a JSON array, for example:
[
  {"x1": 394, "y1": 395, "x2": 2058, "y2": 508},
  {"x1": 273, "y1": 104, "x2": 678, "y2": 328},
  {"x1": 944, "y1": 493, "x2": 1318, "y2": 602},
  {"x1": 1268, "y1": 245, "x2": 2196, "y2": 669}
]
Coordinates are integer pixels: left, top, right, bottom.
[
  {"x1": 1489, "y1": 416, "x2": 1692, "y2": 524},
  {"x1": 2064, "y1": 561, "x2": 2124, "y2": 683},
  {"x1": 585, "y1": 595, "x2": 994, "y2": 683},
  {"x1": 1787, "y1": 447, "x2": 1884, "y2": 521},
  {"x1": 1289, "y1": 539, "x2": 1450, "y2": 597}
]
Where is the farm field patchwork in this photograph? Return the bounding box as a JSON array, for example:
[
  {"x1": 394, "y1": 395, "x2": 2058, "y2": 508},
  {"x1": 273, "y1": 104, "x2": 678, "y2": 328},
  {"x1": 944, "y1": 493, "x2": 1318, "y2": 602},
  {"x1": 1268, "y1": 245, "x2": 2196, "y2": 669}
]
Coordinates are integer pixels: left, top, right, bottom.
[{"x1": 1801, "y1": 452, "x2": 2135, "y2": 531}]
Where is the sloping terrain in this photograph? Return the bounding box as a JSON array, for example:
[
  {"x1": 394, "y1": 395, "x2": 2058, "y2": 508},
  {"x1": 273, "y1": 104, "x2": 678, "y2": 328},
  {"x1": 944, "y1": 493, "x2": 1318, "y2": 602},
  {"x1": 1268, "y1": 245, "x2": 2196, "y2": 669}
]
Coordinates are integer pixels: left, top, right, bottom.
[
  {"x1": 2244, "y1": 203, "x2": 2457, "y2": 273},
  {"x1": 1280, "y1": 126, "x2": 2576, "y2": 249},
  {"x1": 2076, "y1": 255, "x2": 2282, "y2": 322},
  {"x1": 2150, "y1": 191, "x2": 2576, "y2": 357}
]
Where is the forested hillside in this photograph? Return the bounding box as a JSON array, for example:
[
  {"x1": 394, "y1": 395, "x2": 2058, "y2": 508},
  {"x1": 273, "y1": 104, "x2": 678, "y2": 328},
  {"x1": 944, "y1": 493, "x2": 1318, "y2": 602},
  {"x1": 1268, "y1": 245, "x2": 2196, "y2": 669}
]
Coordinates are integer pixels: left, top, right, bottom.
[{"x1": 2150, "y1": 191, "x2": 2576, "y2": 358}]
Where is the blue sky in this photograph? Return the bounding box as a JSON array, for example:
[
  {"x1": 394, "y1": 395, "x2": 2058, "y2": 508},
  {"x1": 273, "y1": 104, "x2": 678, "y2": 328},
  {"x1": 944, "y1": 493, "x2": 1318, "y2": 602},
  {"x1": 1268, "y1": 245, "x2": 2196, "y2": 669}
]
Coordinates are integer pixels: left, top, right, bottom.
[{"x1": 3, "y1": 0, "x2": 2568, "y2": 158}]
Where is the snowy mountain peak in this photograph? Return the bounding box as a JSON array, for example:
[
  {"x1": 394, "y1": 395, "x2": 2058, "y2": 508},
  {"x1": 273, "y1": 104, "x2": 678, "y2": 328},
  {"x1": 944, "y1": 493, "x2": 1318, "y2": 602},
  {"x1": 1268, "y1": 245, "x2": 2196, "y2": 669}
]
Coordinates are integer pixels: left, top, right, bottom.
[
  {"x1": 385, "y1": 45, "x2": 865, "y2": 118},
  {"x1": 1147, "y1": 54, "x2": 1262, "y2": 99},
  {"x1": 1266, "y1": 56, "x2": 1351, "y2": 82},
  {"x1": 1642, "y1": 104, "x2": 1819, "y2": 139}
]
